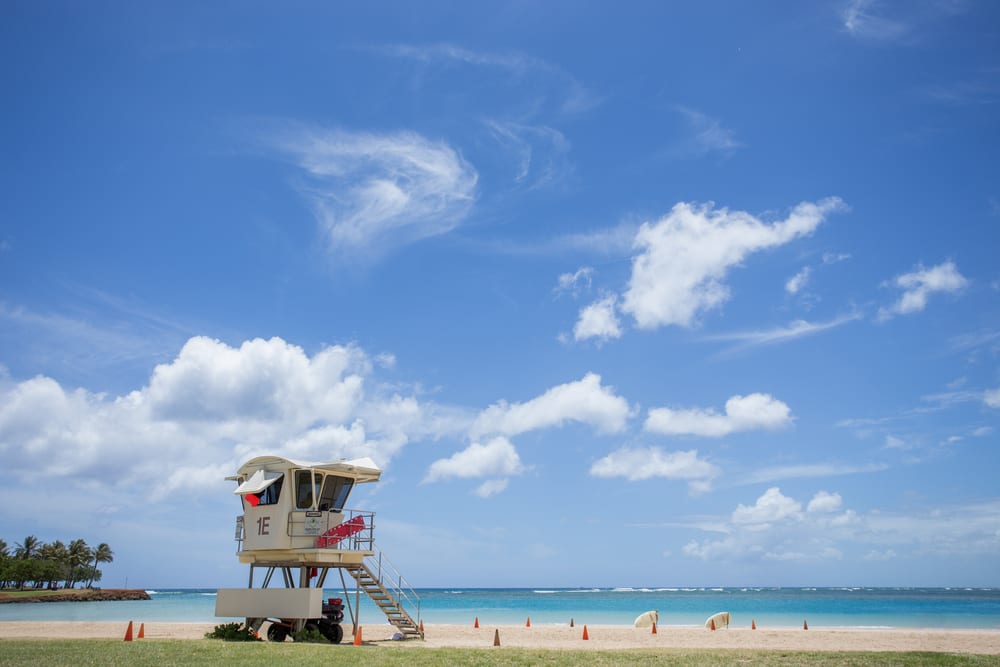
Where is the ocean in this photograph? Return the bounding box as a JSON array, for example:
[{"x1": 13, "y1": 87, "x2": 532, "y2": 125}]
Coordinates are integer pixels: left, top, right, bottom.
[{"x1": 2, "y1": 587, "x2": 999, "y2": 629}]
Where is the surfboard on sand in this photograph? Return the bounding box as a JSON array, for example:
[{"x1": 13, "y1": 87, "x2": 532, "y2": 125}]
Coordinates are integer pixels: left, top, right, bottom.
[
  {"x1": 634, "y1": 610, "x2": 659, "y2": 628},
  {"x1": 704, "y1": 611, "x2": 731, "y2": 629}
]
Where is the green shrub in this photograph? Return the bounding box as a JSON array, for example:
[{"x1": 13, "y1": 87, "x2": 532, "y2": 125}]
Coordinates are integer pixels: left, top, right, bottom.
[
  {"x1": 204, "y1": 622, "x2": 261, "y2": 641},
  {"x1": 292, "y1": 627, "x2": 328, "y2": 643}
]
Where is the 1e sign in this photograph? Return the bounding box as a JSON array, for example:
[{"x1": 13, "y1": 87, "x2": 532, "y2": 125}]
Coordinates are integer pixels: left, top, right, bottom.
[{"x1": 256, "y1": 516, "x2": 271, "y2": 535}]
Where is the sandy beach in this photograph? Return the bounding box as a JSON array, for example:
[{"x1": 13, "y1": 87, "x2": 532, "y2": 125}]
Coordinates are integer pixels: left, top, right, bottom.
[{"x1": 0, "y1": 621, "x2": 997, "y2": 654}]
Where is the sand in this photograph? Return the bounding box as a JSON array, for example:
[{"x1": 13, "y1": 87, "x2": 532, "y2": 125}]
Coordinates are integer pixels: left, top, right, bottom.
[{"x1": 0, "y1": 621, "x2": 997, "y2": 654}]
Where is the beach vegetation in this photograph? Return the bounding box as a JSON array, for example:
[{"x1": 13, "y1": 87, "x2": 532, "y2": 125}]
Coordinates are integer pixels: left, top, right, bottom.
[
  {"x1": 203, "y1": 622, "x2": 261, "y2": 641},
  {"x1": 0, "y1": 535, "x2": 113, "y2": 591}
]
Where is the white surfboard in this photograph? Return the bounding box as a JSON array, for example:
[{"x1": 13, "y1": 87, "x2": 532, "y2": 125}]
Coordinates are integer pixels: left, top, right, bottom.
[
  {"x1": 633, "y1": 610, "x2": 659, "y2": 628},
  {"x1": 704, "y1": 611, "x2": 731, "y2": 630}
]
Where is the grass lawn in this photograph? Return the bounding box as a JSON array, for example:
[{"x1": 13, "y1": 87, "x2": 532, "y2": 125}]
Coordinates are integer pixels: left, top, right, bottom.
[{"x1": 0, "y1": 640, "x2": 996, "y2": 666}]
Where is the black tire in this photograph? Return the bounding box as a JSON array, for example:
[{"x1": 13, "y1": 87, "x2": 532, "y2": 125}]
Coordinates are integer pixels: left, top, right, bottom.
[
  {"x1": 318, "y1": 619, "x2": 344, "y2": 644},
  {"x1": 267, "y1": 623, "x2": 289, "y2": 642}
]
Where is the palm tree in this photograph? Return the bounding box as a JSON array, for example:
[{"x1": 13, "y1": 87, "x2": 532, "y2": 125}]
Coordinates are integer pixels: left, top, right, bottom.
[
  {"x1": 86, "y1": 543, "x2": 114, "y2": 588},
  {"x1": 38, "y1": 540, "x2": 67, "y2": 589},
  {"x1": 0, "y1": 539, "x2": 8, "y2": 559},
  {"x1": 14, "y1": 535, "x2": 40, "y2": 560},
  {"x1": 66, "y1": 539, "x2": 90, "y2": 589}
]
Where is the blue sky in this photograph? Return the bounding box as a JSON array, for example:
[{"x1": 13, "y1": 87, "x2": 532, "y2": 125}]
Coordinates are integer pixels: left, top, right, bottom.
[{"x1": 1, "y1": 1, "x2": 999, "y2": 589}]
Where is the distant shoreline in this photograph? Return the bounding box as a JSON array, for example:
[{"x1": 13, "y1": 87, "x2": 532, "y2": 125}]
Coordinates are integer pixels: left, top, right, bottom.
[{"x1": 0, "y1": 589, "x2": 151, "y2": 604}]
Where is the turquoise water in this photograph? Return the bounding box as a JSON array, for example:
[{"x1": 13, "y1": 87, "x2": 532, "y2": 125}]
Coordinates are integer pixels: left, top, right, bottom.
[{"x1": 1, "y1": 588, "x2": 998, "y2": 629}]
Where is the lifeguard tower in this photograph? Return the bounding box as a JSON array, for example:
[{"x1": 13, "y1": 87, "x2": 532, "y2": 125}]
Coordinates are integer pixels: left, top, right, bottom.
[{"x1": 214, "y1": 455, "x2": 422, "y2": 642}]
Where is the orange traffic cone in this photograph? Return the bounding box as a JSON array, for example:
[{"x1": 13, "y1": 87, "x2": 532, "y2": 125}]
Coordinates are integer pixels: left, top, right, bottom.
[
  {"x1": 493, "y1": 629, "x2": 501, "y2": 646},
  {"x1": 123, "y1": 621, "x2": 133, "y2": 642},
  {"x1": 751, "y1": 619, "x2": 756, "y2": 630},
  {"x1": 137, "y1": 622, "x2": 145, "y2": 639},
  {"x1": 526, "y1": 617, "x2": 531, "y2": 628},
  {"x1": 570, "y1": 617, "x2": 574, "y2": 627},
  {"x1": 353, "y1": 625, "x2": 363, "y2": 646},
  {"x1": 651, "y1": 621, "x2": 657, "y2": 634},
  {"x1": 710, "y1": 618, "x2": 716, "y2": 631},
  {"x1": 582, "y1": 625, "x2": 589, "y2": 640},
  {"x1": 474, "y1": 616, "x2": 480, "y2": 628},
  {"x1": 804, "y1": 620, "x2": 809, "y2": 630}
]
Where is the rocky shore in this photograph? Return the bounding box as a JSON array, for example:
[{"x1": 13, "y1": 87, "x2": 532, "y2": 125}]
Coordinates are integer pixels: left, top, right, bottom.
[{"x1": 0, "y1": 589, "x2": 150, "y2": 603}]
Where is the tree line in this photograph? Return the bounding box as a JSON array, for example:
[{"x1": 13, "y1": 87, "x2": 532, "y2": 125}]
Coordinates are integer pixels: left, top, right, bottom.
[{"x1": 0, "y1": 536, "x2": 114, "y2": 591}]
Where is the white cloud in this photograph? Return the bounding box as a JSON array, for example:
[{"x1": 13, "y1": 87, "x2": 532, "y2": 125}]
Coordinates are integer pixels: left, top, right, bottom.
[
  {"x1": 423, "y1": 436, "x2": 524, "y2": 483},
  {"x1": 878, "y1": 261, "x2": 968, "y2": 320},
  {"x1": 732, "y1": 487, "x2": 803, "y2": 525},
  {"x1": 984, "y1": 388, "x2": 1000, "y2": 408},
  {"x1": 0, "y1": 336, "x2": 448, "y2": 500},
  {"x1": 573, "y1": 295, "x2": 622, "y2": 343},
  {"x1": 485, "y1": 119, "x2": 571, "y2": 189},
  {"x1": 270, "y1": 126, "x2": 477, "y2": 260},
  {"x1": 671, "y1": 106, "x2": 744, "y2": 158},
  {"x1": 590, "y1": 447, "x2": 719, "y2": 493},
  {"x1": 745, "y1": 462, "x2": 888, "y2": 484},
  {"x1": 621, "y1": 198, "x2": 846, "y2": 330},
  {"x1": 785, "y1": 267, "x2": 812, "y2": 294},
  {"x1": 706, "y1": 313, "x2": 862, "y2": 353},
  {"x1": 807, "y1": 491, "x2": 843, "y2": 513},
  {"x1": 884, "y1": 434, "x2": 909, "y2": 449},
  {"x1": 683, "y1": 493, "x2": 1000, "y2": 564},
  {"x1": 474, "y1": 479, "x2": 510, "y2": 498},
  {"x1": 973, "y1": 426, "x2": 994, "y2": 437},
  {"x1": 380, "y1": 43, "x2": 599, "y2": 114},
  {"x1": 554, "y1": 267, "x2": 594, "y2": 297},
  {"x1": 645, "y1": 393, "x2": 792, "y2": 438},
  {"x1": 842, "y1": 0, "x2": 908, "y2": 41},
  {"x1": 470, "y1": 373, "x2": 630, "y2": 439}
]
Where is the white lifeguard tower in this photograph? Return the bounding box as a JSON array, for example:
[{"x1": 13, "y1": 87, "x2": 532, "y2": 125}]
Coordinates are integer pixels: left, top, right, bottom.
[{"x1": 214, "y1": 455, "x2": 422, "y2": 642}]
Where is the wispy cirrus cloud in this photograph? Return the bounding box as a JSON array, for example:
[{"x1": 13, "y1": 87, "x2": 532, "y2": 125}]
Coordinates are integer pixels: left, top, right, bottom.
[
  {"x1": 378, "y1": 42, "x2": 600, "y2": 114},
  {"x1": 268, "y1": 125, "x2": 478, "y2": 262},
  {"x1": 842, "y1": 0, "x2": 909, "y2": 41},
  {"x1": 670, "y1": 106, "x2": 743, "y2": 159},
  {"x1": 743, "y1": 462, "x2": 889, "y2": 484},
  {"x1": 484, "y1": 119, "x2": 572, "y2": 190},
  {"x1": 705, "y1": 312, "x2": 862, "y2": 354}
]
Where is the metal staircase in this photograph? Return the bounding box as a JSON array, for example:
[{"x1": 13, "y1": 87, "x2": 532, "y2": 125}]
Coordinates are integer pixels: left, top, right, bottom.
[{"x1": 345, "y1": 548, "x2": 423, "y2": 638}]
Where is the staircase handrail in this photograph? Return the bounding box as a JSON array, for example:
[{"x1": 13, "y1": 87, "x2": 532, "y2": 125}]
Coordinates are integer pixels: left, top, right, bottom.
[{"x1": 365, "y1": 546, "x2": 421, "y2": 628}]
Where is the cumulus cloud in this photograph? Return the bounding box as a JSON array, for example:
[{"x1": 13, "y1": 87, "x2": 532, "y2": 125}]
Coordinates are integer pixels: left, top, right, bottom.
[
  {"x1": 0, "y1": 336, "x2": 447, "y2": 500},
  {"x1": 732, "y1": 487, "x2": 803, "y2": 525},
  {"x1": 270, "y1": 126, "x2": 477, "y2": 260},
  {"x1": 470, "y1": 373, "x2": 630, "y2": 439},
  {"x1": 683, "y1": 490, "x2": 1000, "y2": 564},
  {"x1": 807, "y1": 491, "x2": 843, "y2": 513},
  {"x1": 621, "y1": 198, "x2": 846, "y2": 330},
  {"x1": 573, "y1": 295, "x2": 622, "y2": 343},
  {"x1": 645, "y1": 393, "x2": 792, "y2": 438},
  {"x1": 424, "y1": 374, "x2": 632, "y2": 496},
  {"x1": 423, "y1": 436, "x2": 524, "y2": 483},
  {"x1": 590, "y1": 447, "x2": 720, "y2": 493},
  {"x1": 878, "y1": 261, "x2": 968, "y2": 320}
]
